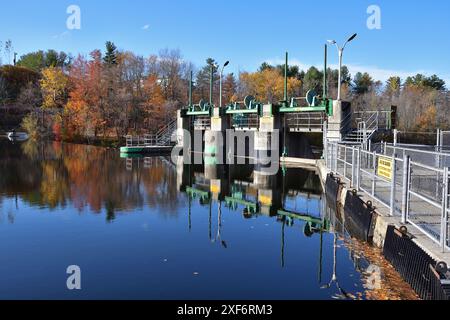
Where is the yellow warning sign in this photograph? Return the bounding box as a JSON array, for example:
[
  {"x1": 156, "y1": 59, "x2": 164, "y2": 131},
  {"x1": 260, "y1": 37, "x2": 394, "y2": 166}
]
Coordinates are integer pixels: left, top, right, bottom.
[{"x1": 378, "y1": 157, "x2": 393, "y2": 180}]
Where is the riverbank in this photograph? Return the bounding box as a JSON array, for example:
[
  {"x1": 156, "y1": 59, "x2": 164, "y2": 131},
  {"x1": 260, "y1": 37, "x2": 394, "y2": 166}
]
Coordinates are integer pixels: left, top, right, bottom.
[{"x1": 62, "y1": 136, "x2": 124, "y2": 148}]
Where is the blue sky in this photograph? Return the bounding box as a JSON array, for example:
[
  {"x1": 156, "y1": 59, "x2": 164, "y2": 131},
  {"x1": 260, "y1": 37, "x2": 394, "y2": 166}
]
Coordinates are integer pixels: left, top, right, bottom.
[{"x1": 1, "y1": 0, "x2": 449, "y2": 84}]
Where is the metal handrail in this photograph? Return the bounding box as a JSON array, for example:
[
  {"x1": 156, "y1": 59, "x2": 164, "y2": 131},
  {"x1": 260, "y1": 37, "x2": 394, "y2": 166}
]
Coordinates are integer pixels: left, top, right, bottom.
[
  {"x1": 354, "y1": 110, "x2": 392, "y2": 130},
  {"x1": 125, "y1": 119, "x2": 177, "y2": 147},
  {"x1": 232, "y1": 114, "x2": 259, "y2": 129},
  {"x1": 326, "y1": 140, "x2": 450, "y2": 252},
  {"x1": 286, "y1": 112, "x2": 326, "y2": 131},
  {"x1": 340, "y1": 112, "x2": 353, "y2": 134}
]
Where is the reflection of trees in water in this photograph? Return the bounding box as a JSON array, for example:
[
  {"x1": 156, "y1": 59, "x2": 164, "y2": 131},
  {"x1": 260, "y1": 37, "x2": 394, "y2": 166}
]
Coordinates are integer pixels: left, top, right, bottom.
[
  {"x1": 0, "y1": 140, "x2": 182, "y2": 218},
  {"x1": 0, "y1": 140, "x2": 44, "y2": 200},
  {"x1": 141, "y1": 157, "x2": 181, "y2": 216}
]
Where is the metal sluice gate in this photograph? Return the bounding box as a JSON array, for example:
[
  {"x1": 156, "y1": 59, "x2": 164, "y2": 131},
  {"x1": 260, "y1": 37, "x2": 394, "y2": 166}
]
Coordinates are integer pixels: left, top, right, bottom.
[{"x1": 383, "y1": 225, "x2": 450, "y2": 300}]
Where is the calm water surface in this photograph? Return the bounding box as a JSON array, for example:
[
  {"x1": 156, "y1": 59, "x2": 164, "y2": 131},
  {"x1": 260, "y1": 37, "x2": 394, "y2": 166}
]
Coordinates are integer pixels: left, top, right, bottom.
[{"x1": 0, "y1": 140, "x2": 417, "y2": 300}]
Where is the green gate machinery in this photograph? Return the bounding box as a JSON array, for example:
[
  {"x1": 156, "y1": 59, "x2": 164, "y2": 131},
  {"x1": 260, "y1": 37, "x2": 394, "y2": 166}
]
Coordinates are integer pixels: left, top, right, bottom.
[
  {"x1": 279, "y1": 46, "x2": 333, "y2": 116},
  {"x1": 225, "y1": 95, "x2": 265, "y2": 130},
  {"x1": 184, "y1": 70, "x2": 214, "y2": 117}
]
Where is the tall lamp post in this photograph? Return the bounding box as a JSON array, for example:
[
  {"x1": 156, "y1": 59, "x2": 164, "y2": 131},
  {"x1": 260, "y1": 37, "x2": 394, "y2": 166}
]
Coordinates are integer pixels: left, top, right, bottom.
[
  {"x1": 327, "y1": 33, "x2": 357, "y2": 101},
  {"x1": 219, "y1": 61, "x2": 230, "y2": 108}
]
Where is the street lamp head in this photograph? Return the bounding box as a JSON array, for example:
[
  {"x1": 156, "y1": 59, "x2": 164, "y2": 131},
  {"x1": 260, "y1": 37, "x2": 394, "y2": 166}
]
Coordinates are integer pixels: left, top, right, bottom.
[
  {"x1": 347, "y1": 33, "x2": 357, "y2": 43},
  {"x1": 224, "y1": 61, "x2": 230, "y2": 67},
  {"x1": 327, "y1": 40, "x2": 336, "y2": 45}
]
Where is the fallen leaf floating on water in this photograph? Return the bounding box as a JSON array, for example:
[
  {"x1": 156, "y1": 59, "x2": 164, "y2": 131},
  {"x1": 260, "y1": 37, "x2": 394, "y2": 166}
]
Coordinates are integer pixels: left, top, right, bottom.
[{"x1": 341, "y1": 237, "x2": 420, "y2": 300}]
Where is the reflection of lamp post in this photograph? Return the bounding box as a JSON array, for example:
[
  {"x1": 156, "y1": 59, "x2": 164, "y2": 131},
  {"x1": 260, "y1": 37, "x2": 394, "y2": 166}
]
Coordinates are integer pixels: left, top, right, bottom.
[
  {"x1": 219, "y1": 61, "x2": 230, "y2": 108},
  {"x1": 216, "y1": 201, "x2": 222, "y2": 240},
  {"x1": 216, "y1": 201, "x2": 227, "y2": 248},
  {"x1": 320, "y1": 219, "x2": 350, "y2": 298},
  {"x1": 327, "y1": 33, "x2": 357, "y2": 101}
]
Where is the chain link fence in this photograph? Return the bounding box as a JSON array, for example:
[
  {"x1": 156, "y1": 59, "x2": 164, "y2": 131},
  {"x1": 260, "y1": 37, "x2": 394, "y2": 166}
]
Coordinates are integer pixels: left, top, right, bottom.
[
  {"x1": 326, "y1": 141, "x2": 450, "y2": 252},
  {"x1": 442, "y1": 131, "x2": 450, "y2": 153}
]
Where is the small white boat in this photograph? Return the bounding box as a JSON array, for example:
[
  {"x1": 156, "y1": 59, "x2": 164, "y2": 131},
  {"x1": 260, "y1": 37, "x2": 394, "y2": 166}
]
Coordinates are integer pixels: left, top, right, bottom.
[{"x1": 7, "y1": 132, "x2": 29, "y2": 142}]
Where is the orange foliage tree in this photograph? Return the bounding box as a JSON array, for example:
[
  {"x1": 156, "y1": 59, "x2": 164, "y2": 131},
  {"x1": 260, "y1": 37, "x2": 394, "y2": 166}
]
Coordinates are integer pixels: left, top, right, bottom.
[
  {"x1": 239, "y1": 69, "x2": 302, "y2": 103},
  {"x1": 65, "y1": 51, "x2": 106, "y2": 139}
]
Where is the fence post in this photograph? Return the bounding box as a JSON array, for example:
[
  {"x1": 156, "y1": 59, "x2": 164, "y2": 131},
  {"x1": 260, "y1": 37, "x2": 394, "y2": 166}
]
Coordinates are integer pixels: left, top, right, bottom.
[
  {"x1": 372, "y1": 151, "x2": 377, "y2": 196},
  {"x1": 356, "y1": 147, "x2": 361, "y2": 192},
  {"x1": 441, "y1": 167, "x2": 449, "y2": 252},
  {"x1": 401, "y1": 155, "x2": 410, "y2": 224},
  {"x1": 436, "y1": 128, "x2": 441, "y2": 167},
  {"x1": 437, "y1": 128, "x2": 441, "y2": 150},
  {"x1": 351, "y1": 147, "x2": 356, "y2": 187},
  {"x1": 334, "y1": 143, "x2": 338, "y2": 173},
  {"x1": 390, "y1": 153, "x2": 397, "y2": 216},
  {"x1": 343, "y1": 145, "x2": 347, "y2": 178},
  {"x1": 363, "y1": 123, "x2": 368, "y2": 150},
  {"x1": 323, "y1": 121, "x2": 328, "y2": 161}
]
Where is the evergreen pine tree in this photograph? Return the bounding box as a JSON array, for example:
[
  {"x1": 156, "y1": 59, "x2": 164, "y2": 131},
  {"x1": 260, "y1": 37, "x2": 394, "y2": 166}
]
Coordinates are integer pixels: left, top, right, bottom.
[{"x1": 104, "y1": 41, "x2": 118, "y2": 66}]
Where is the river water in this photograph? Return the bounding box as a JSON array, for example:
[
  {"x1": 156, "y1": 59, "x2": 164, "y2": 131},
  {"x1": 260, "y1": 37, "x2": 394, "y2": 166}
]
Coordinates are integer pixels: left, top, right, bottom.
[{"x1": 0, "y1": 139, "x2": 418, "y2": 300}]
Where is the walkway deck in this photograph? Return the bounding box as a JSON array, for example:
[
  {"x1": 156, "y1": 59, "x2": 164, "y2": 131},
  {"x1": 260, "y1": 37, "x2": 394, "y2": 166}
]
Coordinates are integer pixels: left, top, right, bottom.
[{"x1": 120, "y1": 145, "x2": 173, "y2": 154}]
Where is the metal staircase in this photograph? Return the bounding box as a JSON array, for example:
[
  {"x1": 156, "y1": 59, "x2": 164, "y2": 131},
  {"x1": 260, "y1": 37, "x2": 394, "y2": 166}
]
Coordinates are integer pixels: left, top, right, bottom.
[
  {"x1": 125, "y1": 119, "x2": 177, "y2": 148},
  {"x1": 145, "y1": 119, "x2": 177, "y2": 146},
  {"x1": 342, "y1": 111, "x2": 391, "y2": 149}
]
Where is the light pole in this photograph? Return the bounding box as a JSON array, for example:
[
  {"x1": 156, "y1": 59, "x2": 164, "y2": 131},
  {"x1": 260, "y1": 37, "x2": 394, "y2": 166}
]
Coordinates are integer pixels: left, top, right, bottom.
[
  {"x1": 219, "y1": 61, "x2": 230, "y2": 108},
  {"x1": 327, "y1": 33, "x2": 357, "y2": 101}
]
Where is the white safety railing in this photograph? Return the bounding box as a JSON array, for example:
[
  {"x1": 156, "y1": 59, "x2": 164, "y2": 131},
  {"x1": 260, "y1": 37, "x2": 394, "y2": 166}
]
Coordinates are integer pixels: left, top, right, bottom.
[
  {"x1": 353, "y1": 110, "x2": 392, "y2": 130},
  {"x1": 286, "y1": 112, "x2": 327, "y2": 132},
  {"x1": 382, "y1": 143, "x2": 450, "y2": 169},
  {"x1": 343, "y1": 111, "x2": 391, "y2": 149},
  {"x1": 231, "y1": 114, "x2": 259, "y2": 130},
  {"x1": 326, "y1": 141, "x2": 450, "y2": 252},
  {"x1": 126, "y1": 119, "x2": 176, "y2": 147}
]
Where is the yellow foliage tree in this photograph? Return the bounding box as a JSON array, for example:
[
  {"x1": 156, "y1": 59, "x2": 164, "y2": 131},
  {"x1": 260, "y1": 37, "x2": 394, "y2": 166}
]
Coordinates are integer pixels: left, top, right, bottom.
[
  {"x1": 239, "y1": 69, "x2": 301, "y2": 103},
  {"x1": 40, "y1": 66, "x2": 69, "y2": 109}
]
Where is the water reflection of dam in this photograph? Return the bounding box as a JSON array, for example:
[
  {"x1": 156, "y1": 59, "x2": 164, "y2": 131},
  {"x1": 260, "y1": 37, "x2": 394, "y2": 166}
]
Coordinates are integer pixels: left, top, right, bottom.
[
  {"x1": 118, "y1": 155, "x2": 415, "y2": 299},
  {"x1": 177, "y1": 160, "x2": 325, "y2": 225},
  {"x1": 175, "y1": 159, "x2": 377, "y2": 290},
  {"x1": 176, "y1": 158, "x2": 333, "y2": 274}
]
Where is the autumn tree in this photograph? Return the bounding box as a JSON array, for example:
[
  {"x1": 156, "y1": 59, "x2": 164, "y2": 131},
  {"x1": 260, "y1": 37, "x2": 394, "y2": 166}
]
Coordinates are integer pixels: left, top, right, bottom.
[
  {"x1": 222, "y1": 73, "x2": 237, "y2": 104},
  {"x1": 65, "y1": 51, "x2": 106, "y2": 139},
  {"x1": 157, "y1": 49, "x2": 189, "y2": 106},
  {"x1": 239, "y1": 69, "x2": 301, "y2": 103},
  {"x1": 40, "y1": 66, "x2": 68, "y2": 109},
  {"x1": 142, "y1": 74, "x2": 166, "y2": 129}
]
